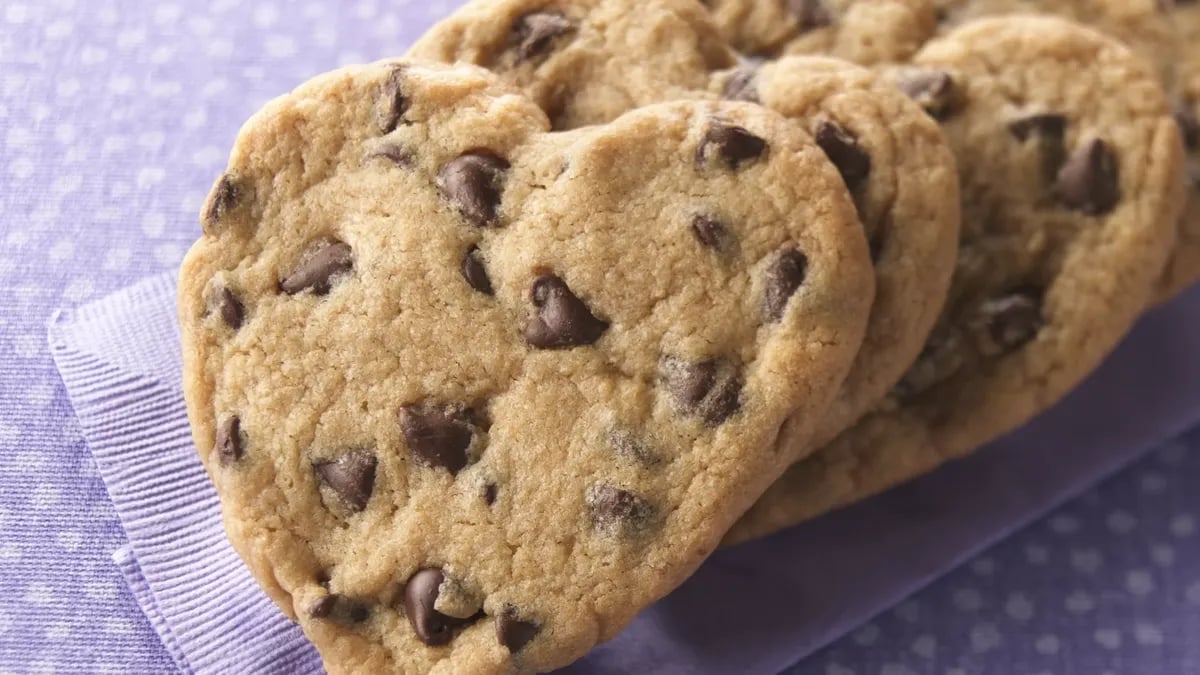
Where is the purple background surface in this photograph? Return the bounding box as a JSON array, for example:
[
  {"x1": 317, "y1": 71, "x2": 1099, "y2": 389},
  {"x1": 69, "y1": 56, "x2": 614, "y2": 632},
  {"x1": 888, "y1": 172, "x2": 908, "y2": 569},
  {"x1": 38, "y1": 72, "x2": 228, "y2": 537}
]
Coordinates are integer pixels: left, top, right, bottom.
[{"x1": 1, "y1": 1, "x2": 1198, "y2": 673}]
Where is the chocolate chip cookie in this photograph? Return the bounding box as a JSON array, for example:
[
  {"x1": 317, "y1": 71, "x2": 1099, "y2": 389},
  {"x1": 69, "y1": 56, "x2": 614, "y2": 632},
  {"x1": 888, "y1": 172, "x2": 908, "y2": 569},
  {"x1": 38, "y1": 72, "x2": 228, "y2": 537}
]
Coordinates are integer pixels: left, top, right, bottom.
[
  {"x1": 715, "y1": 56, "x2": 960, "y2": 447},
  {"x1": 182, "y1": 60, "x2": 875, "y2": 672},
  {"x1": 1159, "y1": 0, "x2": 1200, "y2": 299},
  {"x1": 726, "y1": 17, "x2": 1186, "y2": 543},
  {"x1": 407, "y1": 0, "x2": 735, "y2": 129},
  {"x1": 702, "y1": 0, "x2": 938, "y2": 64}
]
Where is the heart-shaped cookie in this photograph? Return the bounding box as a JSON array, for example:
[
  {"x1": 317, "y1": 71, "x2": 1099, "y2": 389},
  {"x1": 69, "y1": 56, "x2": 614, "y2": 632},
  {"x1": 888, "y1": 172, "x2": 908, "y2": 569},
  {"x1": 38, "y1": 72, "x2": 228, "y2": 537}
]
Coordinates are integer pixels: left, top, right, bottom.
[{"x1": 181, "y1": 60, "x2": 874, "y2": 673}]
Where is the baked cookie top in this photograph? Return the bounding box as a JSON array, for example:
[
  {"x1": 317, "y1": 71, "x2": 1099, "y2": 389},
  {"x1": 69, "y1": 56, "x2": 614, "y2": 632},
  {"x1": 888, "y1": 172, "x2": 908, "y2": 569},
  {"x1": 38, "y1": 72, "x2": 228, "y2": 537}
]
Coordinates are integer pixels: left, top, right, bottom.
[
  {"x1": 715, "y1": 56, "x2": 960, "y2": 447},
  {"x1": 181, "y1": 60, "x2": 873, "y2": 673},
  {"x1": 728, "y1": 16, "x2": 1185, "y2": 543},
  {"x1": 407, "y1": 0, "x2": 736, "y2": 129}
]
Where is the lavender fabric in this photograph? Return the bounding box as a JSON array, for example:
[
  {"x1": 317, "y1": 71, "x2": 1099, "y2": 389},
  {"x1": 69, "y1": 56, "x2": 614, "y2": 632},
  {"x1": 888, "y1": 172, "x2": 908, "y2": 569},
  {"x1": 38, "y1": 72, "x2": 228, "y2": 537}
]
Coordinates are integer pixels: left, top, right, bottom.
[{"x1": 3, "y1": 0, "x2": 1200, "y2": 673}]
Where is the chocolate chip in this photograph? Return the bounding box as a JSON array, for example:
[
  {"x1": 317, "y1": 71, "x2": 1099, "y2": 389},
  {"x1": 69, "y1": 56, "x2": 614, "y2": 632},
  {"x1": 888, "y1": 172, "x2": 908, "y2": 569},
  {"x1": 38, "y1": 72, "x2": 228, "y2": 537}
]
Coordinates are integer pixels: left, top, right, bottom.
[
  {"x1": 376, "y1": 66, "x2": 409, "y2": 134},
  {"x1": 722, "y1": 65, "x2": 760, "y2": 103},
  {"x1": 399, "y1": 404, "x2": 478, "y2": 475},
  {"x1": 202, "y1": 173, "x2": 241, "y2": 234},
  {"x1": 586, "y1": 484, "x2": 657, "y2": 535},
  {"x1": 206, "y1": 281, "x2": 244, "y2": 329},
  {"x1": 496, "y1": 606, "x2": 541, "y2": 653},
  {"x1": 404, "y1": 568, "x2": 473, "y2": 646},
  {"x1": 1008, "y1": 113, "x2": 1067, "y2": 142},
  {"x1": 368, "y1": 143, "x2": 413, "y2": 167},
  {"x1": 214, "y1": 416, "x2": 243, "y2": 465},
  {"x1": 512, "y1": 12, "x2": 574, "y2": 62},
  {"x1": 1174, "y1": 100, "x2": 1199, "y2": 151},
  {"x1": 696, "y1": 120, "x2": 768, "y2": 170},
  {"x1": 895, "y1": 68, "x2": 959, "y2": 120},
  {"x1": 313, "y1": 449, "x2": 377, "y2": 513},
  {"x1": 788, "y1": 0, "x2": 832, "y2": 31},
  {"x1": 524, "y1": 274, "x2": 608, "y2": 349},
  {"x1": 691, "y1": 215, "x2": 730, "y2": 251},
  {"x1": 280, "y1": 240, "x2": 354, "y2": 295},
  {"x1": 763, "y1": 248, "x2": 808, "y2": 323},
  {"x1": 437, "y1": 152, "x2": 510, "y2": 227},
  {"x1": 658, "y1": 356, "x2": 742, "y2": 425},
  {"x1": 972, "y1": 292, "x2": 1042, "y2": 356},
  {"x1": 483, "y1": 482, "x2": 498, "y2": 506},
  {"x1": 815, "y1": 121, "x2": 871, "y2": 191},
  {"x1": 892, "y1": 331, "x2": 963, "y2": 399},
  {"x1": 1055, "y1": 138, "x2": 1120, "y2": 215},
  {"x1": 606, "y1": 427, "x2": 661, "y2": 467},
  {"x1": 308, "y1": 594, "x2": 370, "y2": 624},
  {"x1": 461, "y1": 245, "x2": 494, "y2": 295},
  {"x1": 308, "y1": 595, "x2": 336, "y2": 619}
]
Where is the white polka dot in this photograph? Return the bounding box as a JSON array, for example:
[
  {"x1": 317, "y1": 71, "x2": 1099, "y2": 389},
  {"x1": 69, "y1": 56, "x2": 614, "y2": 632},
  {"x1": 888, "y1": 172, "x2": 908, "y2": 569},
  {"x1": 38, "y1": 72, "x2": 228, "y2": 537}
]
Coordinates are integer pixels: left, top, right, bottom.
[
  {"x1": 149, "y1": 46, "x2": 174, "y2": 64},
  {"x1": 1170, "y1": 514, "x2": 1196, "y2": 538},
  {"x1": 5, "y1": 229, "x2": 29, "y2": 246},
  {"x1": 1070, "y1": 548, "x2": 1103, "y2": 574},
  {"x1": 49, "y1": 239, "x2": 75, "y2": 261},
  {"x1": 825, "y1": 664, "x2": 856, "y2": 675},
  {"x1": 314, "y1": 24, "x2": 337, "y2": 47},
  {"x1": 1049, "y1": 514, "x2": 1081, "y2": 534},
  {"x1": 103, "y1": 247, "x2": 131, "y2": 271},
  {"x1": 1156, "y1": 443, "x2": 1186, "y2": 465},
  {"x1": 0, "y1": 543, "x2": 20, "y2": 563},
  {"x1": 970, "y1": 623, "x2": 1002, "y2": 652},
  {"x1": 4, "y1": 4, "x2": 28, "y2": 23},
  {"x1": 142, "y1": 211, "x2": 166, "y2": 237},
  {"x1": 153, "y1": 3, "x2": 182, "y2": 24},
  {"x1": 183, "y1": 108, "x2": 207, "y2": 130},
  {"x1": 136, "y1": 131, "x2": 165, "y2": 152},
  {"x1": 80, "y1": 45, "x2": 107, "y2": 65},
  {"x1": 107, "y1": 74, "x2": 135, "y2": 95},
  {"x1": 201, "y1": 79, "x2": 228, "y2": 98},
  {"x1": 62, "y1": 277, "x2": 95, "y2": 303},
  {"x1": 43, "y1": 18, "x2": 74, "y2": 39},
  {"x1": 338, "y1": 51, "x2": 368, "y2": 66},
  {"x1": 8, "y1": 156, "x2": 34, "y2": 180},
  {"x1": 31, "y1": 205, "x2": 59, "y2": 224},
  {"x1": 1025, "y1": 544, "x2": 1050, "y2": 564},
  {"x1": 30, "y1": 484, "x2": 60, "y2": 509},
  {"x1": 84, "y1": 580, "x2": 117, "y2": 600},
  {"x1": 13, "y1": 334, "x2": 41, "y2": 358},
  {"x1": 1094, "y1": 628, "x2": 1122, "y2": 650},
  {"x1": 881, "y1": 664, "x2": 916, "y2": 675},
  {"x1": 51, "y1": 173, "x2": 83, "y2": 197},
  {"x1": 953, "y1": 587, "x2": 984, "y2": 612},
  {"x1": 266, "y1": 34, "x2": 297, "y2": 58},
  {"x1": 101, "y1": 136, "x2": 127, "y2": 156},
  {"x1": 26, "y1": 382, "x2": 55, "y2": 407},
  {"x1": 895, "y1": 600, "x2": 920, "y2": 623},
  {"x1": 1126, "y1": 570, "x2": 1156, "y2": 596},
  {"x1": 136, "y1": 166, "x2": 165, "y2": 189},
  {"x1": 149, "y1": 80, "x2": 183, "y2": 99},
  {"x1": 96, "y1": 206, "x2": 121, "y2": 223},
  {"x1": 56, "y1": 78, "x2": 80, "y2": 99},
  {"x1": 103, "y1": 617, "x2": 135, "y2": 636},
  {"x1": 44, "y1": 621, "x2": 71, "y2": 640},
  {"x1": 56, "y1": 531, "x2": 83, "y2": 551},
  {"x1": 1151, "y1": 543, "x2": 1175, "y2": 567},
  {"x1": 153, "y1": 242, "x2": 184, "y2": 266},
  {"x1": 1185, "y1": 582, "x2": 1200, "y2": 605},
  {"x1": 970, "y1": 557, "x2": 996, "y2": 576},
  {"x1": 1005, "y1": 593, "x2": 1035, "y2": 622},
  {"x1": 910, "y1": 634, "x2": 937, "y2": 659},
  {"x1": 1106, "y1": 509, "x2": 1137, "y2": 534},
  {"x1": 24, "y1": 583, "x2": 55, "y2": 606},
  {"x1": 0, "y1": 609, "x2": 12, "y2": 636},
  {"x1": 116, "y1": 28, "x2": 146, "y2": 49},
  {"x1": 29, "y1": 660, "x2": 60, "y2": 675},
  {"x1": 1035, "y1": 634, "x2": 1060, "y2": 655},
  {"x1": 852, "y1": 622, "x2": 880, "y2": 646},
  {"x1": 1065, "y1": 590, "x2": 1096, "y2": 613},
  {"x1": 0, "y1": 421, "x2": 19, "y2": 444},
  {"x1": 1139, "y1": 470, "x2": 1167, "y2": 494},
  {"x1": 1134, "y1": 623, "x2": 1164, "y2": 646},
  {"x1": 5, "y1": 126, "x2": 32, "y2": 149},
  {"x1": 192, "y1": 145, "x2": 225, "y2": 168}
]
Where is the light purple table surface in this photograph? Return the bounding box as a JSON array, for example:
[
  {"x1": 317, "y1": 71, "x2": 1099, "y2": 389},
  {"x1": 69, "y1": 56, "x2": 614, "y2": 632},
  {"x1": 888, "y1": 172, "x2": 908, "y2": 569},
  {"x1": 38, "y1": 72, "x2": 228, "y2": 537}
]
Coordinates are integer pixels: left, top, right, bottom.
[{"x1": 1, "y1": 1, "x2": 1198, "y2": 673}]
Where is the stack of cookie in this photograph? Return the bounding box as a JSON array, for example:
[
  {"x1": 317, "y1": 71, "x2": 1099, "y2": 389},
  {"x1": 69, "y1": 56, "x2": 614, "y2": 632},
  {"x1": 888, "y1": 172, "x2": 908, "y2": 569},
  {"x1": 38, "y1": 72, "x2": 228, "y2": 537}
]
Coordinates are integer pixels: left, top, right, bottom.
[{"x1": 180, "y1": 0, "x2": 1196, "y2": 672}]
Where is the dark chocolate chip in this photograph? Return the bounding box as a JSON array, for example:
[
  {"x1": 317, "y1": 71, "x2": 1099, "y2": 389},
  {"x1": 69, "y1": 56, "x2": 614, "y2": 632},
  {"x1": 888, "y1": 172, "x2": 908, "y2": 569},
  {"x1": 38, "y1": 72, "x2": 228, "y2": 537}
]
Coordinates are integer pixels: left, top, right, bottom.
[
  {"x1": 1174, "y1": 99, "x2": 1199, "y2": 151},
  {"x1": 896, "y1": 68, "x2": 959, "y2": 120},
  {"x1": 308, "y1": 595, "x2": 337, "y2": 619},
  {"x1": 892, "y1": 331, "x2": 963, "y2": 399},
  {"x1": 483, "y1": 482, "x2": 498, "y2": 506},
  {"x1": 606, "y1": 427, "x2": 661, "y2": 467},
  {"x1": 815, "y1": 121, "x2": 871, "y2": 191},
  {"x1": 202, "y1": 173, "x2": 241, "y2": 234},
  {"x1": 1008, "y1": 113, "x2": 1067, "y2": 142},
  {"x1": 586, "y1": 483, "x2": 657, "y2": 535},
  {"x1": 376, "y1": 66, "x2": 409, "y2": 134},
  {"x1": 308, "y1": 594, "x2": 370, "y2": 623},
  {"x1": 973, "y1": 292, "x2": 1042, "y2": 356},
  {"x1": 512, "y1": 12, "x2": 574, "y2": 62},
  {"x1": 437, "y1": 152, "x2": 510, "y2": 227},
  {"x1": 404, "y1": 568, "x2": 471, "y2": 646},
  {"x1": 214, "y1": 415, "x2": 243, "y2": 466},
  {"x1": 696, "y1": 120, "x2": 768, "y2": 170},
  {"x1": 461, "y1": 245, "x2": 495, "y2": 295},
  {"x1": 691, "y1": 215, "x2": 730, "y2": 251},
  {"x1": 207, "y1": 282, "x2": 244, "y2": 329},
  {"x1": 368, "y1": 143, "x2": 413, "y2": 167},
  {"x1": 399, "y1": 404, "x2": 477, "y2": 474},
  {"x1": 524, "y1": 274, "x2": 609, "y2": 349},
  {"x1": 313, "y1": 449, "x2": 377, "y2": 513},
  {"x1": 1055, "y1": 138, "x2": 1120, "y2": 215},
  {"x1": 722, "y1": 65, "x2": 760, "y2": 103},
  {"x1": 658, "y1": 356, "x2": 742, "y2": 425},
  {"x1": 787, "y1": 0, "x2": 832, "y2": 31},
  {"x1": 763, "y1": 248, "x2": 808, "y2": 323},
  {"x1": 496, "y1": 606, "x2": 541, "y2": 653},
  {"x1": 280, "y1": 240, "x2": 354, "y2": 295}
]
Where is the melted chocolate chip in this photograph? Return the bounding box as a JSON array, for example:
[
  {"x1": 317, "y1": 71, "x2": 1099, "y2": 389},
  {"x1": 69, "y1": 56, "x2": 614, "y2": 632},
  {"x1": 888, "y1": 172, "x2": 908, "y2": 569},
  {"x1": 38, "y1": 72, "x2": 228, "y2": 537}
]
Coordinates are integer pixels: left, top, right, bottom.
[
  {"x1": 437, "y1": 152, "x2": 510, "y2": 227},
  {"x1": 696, "y1": 120, "x2": 768, "y2": 170},
  {"x1": 1174, "y1": 99, "x2": 1199, "y2": 151},
  {"x1": 524, "y1": 274, "x2": 608, "y2": 349},
  {"x1": 214, "y1": 416, "x2": 243, "y2": 465},
  {"x1": 404, "y1": 568, "x2": 472, "y2": 646},
  {"x1": 461, "y1": 245, "x2": 494, "y2": 295},
  {"x1": 313, "y1": 449, "x2": 377, "y2": 513},
  {"x1": 1055, "y1": 138, "x2": 1120, "y2": 215},
  {"x1": 763, "y1": 248, "x2": 808, "y2": 323},
  {"x1": 788, "y1": 0, "x2": 832, "y2": 31},
  {"x1": 691, "y1": 215, "x2": 730, "y2": 251},
  {"x1": 202, "y1": 173, "x2": 241, "y2": 234},
  {"x1": 1008, "y1": 113, "x2": 1067, "y2": 142},
  {"x1": 483, "y1": 482, "x2": 498, "y2": 506},
  {"x1": 815, "y1": 121, "x2": 871, "y2": 191},
  {"x1": 207, "y1": 282, "x2": 244, "y2": 329},
  {"x1": 376, "y1": 66, "x2": 409, "y2": 134},
  {"x1": 892, "y1": 331, "x2": 963, "y2": 399},
  {"x1": 308, "y1": 594, "x2": 370, "y2": 624},
  {"x1": 606, "y1": 427, "x2": 661, "y2": 467},
  {"x1": 496, "y1": 606, "x2": 541, "y2": 653},
  {"x1": 586, "y1": 484, "x2": 657, "y2": 535},
  {"x1": 280, "y1": 240, "x2": 354, "y2": 295},
  {"x1": 973, "y1": 292, "x2": 1043, "y2": 356},
  {"x1": 368, "y1": 143, "x2": 413, "y2": 167},
  {"x1": 512, "y1": 12, "x2": 574, "y2": 62},
  {"x1": 658, "y1": 356, "x2": 742, "y2": 425},
  {"x1": 722, "y1": 65, "x2": 760, "y2": 103},
  {"x1": 896, "y1": 68, "x2": 959, "y2": 120},
  {"x1": 399, "y1": 404, "x2": 477, "y2": 474}
]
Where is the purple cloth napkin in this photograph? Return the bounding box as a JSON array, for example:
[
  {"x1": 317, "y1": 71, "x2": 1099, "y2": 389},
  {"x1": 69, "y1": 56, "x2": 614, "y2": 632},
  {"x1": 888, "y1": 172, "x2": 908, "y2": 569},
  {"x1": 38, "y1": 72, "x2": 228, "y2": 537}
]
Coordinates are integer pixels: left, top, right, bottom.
[{"x1": 47, "y1": 273, "x2": 1200, "y2": 675}]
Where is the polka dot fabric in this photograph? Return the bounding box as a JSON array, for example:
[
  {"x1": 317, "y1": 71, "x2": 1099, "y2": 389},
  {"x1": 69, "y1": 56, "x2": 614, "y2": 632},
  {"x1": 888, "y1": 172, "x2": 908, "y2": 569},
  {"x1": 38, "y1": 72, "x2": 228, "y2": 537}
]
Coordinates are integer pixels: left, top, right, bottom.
[{"x1": 2, "y1": 1, "x2": 1199, "y2": 673}]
